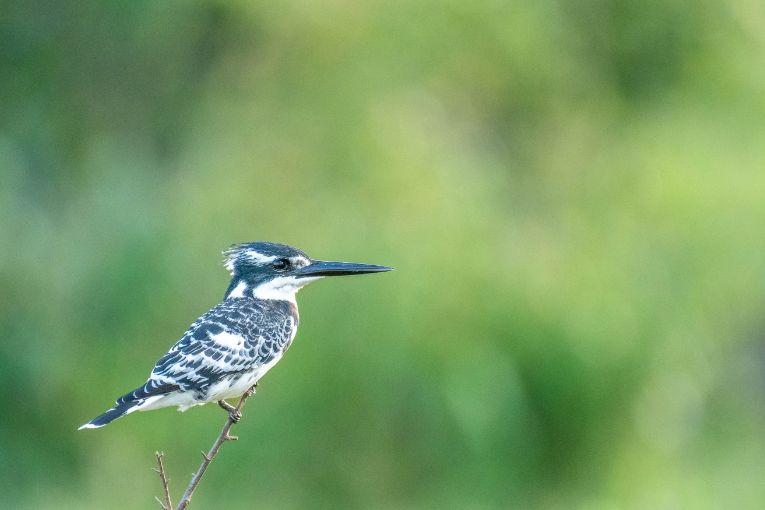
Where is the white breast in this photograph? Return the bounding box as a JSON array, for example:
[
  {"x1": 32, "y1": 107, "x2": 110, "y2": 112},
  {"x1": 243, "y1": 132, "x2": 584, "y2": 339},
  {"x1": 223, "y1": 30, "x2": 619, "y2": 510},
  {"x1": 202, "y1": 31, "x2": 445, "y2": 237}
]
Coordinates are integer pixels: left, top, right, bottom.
[{"x1": 204, "y1": 355, "x2": 284, "y2": 403}]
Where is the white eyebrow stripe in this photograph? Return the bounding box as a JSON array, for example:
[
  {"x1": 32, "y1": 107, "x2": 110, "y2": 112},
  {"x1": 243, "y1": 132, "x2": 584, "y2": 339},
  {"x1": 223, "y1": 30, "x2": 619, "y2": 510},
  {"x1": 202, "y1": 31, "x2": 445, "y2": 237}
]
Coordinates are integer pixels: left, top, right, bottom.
[
  {"x1": 290, "y1": 256, "x2": 310, "y2": 268},
  {"x1": 246, "y1": 251, "x2": 277, "y2": 264}
]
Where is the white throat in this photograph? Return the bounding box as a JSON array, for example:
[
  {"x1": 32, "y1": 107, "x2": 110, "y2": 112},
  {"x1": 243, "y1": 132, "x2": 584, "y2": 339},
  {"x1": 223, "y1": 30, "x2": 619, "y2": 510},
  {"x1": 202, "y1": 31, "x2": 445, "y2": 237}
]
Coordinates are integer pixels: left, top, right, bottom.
[{"x1": 251, "y1": 276, "x2": 321, "y2": 303}]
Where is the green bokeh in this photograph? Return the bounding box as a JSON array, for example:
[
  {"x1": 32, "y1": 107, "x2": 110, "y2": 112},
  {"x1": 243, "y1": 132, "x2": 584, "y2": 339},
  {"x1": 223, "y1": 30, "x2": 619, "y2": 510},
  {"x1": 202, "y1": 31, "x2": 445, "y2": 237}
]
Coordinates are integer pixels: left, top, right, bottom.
[{"x1": 2, "y1": 1, "x2": 765, "y2": 508}]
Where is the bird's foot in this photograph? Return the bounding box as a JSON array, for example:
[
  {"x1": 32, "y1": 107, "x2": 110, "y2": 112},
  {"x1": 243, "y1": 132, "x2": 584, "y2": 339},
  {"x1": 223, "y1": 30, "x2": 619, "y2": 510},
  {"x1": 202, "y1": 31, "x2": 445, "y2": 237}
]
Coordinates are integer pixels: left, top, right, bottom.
[
  {"x1": 244, "y1": 383, "x2": 257, "y2": 397},
  {"x1": 218, "y1": 400, "x2": 241, "y2": 423}
]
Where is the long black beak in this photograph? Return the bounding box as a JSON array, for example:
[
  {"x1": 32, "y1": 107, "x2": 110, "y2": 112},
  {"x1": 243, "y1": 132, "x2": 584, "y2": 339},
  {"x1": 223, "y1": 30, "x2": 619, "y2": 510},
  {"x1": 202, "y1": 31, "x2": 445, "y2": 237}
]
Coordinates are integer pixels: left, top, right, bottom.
[{"x1": 294, "y1": 260, "x2": 393, "y2": 278}]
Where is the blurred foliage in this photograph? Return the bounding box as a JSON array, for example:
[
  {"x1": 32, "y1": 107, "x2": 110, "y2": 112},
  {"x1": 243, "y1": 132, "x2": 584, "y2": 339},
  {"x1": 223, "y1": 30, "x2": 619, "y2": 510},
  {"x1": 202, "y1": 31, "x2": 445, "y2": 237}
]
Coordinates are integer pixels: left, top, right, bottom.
[{"x1": 2, "y1": 0, "x2": 765, "y2": 509}]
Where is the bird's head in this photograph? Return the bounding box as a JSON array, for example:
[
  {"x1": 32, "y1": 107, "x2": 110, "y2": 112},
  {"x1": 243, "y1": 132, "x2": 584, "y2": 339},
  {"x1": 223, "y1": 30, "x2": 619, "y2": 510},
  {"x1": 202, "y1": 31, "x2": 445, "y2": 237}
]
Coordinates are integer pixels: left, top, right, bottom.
[{"x1": 223, "y1": 242, "x2": 392, "y2": 302}]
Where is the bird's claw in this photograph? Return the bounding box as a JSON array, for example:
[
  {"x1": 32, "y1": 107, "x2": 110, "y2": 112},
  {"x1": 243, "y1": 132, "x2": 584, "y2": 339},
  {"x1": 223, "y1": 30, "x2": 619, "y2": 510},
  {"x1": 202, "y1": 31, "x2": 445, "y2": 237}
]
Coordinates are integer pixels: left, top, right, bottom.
[{"x1": 218, "y1": 400, "x2": 241, "y2": 422}]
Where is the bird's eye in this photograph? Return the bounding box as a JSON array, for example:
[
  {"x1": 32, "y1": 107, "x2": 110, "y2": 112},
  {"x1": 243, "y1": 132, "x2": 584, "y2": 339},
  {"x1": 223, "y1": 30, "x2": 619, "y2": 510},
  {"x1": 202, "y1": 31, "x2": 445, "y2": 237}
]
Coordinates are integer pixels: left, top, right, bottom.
[{"x1": 272, "y1": 259, "x2": 289, "y2": 270}]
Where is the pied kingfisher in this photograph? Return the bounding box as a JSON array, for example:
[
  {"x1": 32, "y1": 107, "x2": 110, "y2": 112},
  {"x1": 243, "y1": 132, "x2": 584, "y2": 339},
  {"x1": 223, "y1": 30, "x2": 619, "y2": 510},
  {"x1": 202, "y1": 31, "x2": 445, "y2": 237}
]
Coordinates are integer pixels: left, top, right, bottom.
[{"x1": 80, "y1": 242, "x2": 391, "y2": 429}]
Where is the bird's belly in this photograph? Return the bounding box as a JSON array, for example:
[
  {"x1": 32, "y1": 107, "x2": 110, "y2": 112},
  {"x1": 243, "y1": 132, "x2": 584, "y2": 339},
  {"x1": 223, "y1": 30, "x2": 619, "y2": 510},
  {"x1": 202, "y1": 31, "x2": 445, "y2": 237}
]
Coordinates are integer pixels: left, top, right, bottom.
[
  {"x1": 140, "y1": 391, "x2": 200, "y2": 412},
  {"x1": 205, "y1": 354, "x2": 284, "y2": 402}
]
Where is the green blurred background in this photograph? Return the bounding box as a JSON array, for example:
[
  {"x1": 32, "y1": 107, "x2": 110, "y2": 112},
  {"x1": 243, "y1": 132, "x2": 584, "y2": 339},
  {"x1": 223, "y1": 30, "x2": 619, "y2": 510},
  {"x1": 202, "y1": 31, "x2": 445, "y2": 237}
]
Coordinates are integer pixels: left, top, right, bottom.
[{"x1": 2, "y1": 1, "x2": 765, "y2": 508}]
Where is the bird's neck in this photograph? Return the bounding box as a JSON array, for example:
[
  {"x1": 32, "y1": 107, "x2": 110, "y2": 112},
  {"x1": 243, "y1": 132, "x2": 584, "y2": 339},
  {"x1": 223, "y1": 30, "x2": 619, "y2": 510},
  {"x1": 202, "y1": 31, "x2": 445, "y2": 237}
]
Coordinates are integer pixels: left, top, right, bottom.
[
  {"x1": 224, "y1": 278, "x2": 252, "y2": 300},
  {"x1": 224, "y1": 276, "x2": 310, "y2": 304}
]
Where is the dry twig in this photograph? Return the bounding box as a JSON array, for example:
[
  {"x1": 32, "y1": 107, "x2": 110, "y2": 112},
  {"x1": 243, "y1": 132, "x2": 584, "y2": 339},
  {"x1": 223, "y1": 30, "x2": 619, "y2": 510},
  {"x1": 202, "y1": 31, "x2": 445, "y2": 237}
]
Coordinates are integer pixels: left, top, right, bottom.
[
  {"x1": 174, "y1": 384, "x2": 257, "y2": 510},
  {"x1": 153, "y1": 451, "x2": 172, "y2": 510},
  {"x1": 150, "y1": 384, "x2": 257, "y2": 510}
]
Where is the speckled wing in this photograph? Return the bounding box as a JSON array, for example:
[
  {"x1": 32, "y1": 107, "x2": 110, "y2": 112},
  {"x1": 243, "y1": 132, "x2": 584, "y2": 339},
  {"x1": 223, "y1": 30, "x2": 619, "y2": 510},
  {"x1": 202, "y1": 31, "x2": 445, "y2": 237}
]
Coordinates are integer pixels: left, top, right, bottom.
[{"x1": 117, "y1": 299, "x2": 297, "y2": 405}]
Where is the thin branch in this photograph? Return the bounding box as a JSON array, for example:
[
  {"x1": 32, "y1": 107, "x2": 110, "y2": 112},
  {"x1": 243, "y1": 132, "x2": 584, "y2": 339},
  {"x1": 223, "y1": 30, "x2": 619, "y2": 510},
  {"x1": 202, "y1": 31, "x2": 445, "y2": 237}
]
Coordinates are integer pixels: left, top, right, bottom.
[
  {"x1": 154, "y1": 451, "x2": 173, "y2": 510},
  {"x1": 175, "y1": 384, "x2": 257, "y2": 510}
]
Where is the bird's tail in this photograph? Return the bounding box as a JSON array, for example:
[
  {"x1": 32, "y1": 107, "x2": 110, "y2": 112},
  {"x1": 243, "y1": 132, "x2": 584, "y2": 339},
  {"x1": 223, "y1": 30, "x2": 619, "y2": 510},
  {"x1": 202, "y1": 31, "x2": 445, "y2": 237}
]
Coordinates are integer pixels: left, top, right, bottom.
[
  {"x1": 78, "y1": 399, "x2": 147, "y2": 430},
  {"x1": 79, "y1": 382, "x2": 180, "y2": 430}
]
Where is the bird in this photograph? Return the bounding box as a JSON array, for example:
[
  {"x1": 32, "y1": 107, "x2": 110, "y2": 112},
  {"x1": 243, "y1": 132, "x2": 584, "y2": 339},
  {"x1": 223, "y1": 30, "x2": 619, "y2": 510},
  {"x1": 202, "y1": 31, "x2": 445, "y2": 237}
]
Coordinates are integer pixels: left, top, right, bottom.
[{"x1": 79, "y1": 242, "x2": 391, "y2": 429}]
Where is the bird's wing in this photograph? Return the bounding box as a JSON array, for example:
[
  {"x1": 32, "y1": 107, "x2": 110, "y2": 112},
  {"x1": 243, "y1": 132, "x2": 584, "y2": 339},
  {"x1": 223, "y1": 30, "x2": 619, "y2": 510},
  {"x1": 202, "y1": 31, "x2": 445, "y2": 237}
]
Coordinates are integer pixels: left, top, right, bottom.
[{"x1": 117, "y1": 300, "x2": 295, "y2": 405}]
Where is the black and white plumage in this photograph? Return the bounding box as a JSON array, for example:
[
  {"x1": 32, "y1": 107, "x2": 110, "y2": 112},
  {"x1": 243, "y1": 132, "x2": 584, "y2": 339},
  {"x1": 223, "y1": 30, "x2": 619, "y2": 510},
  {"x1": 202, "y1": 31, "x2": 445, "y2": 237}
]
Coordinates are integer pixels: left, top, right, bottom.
[{"x1": 80, "y1": 242, "x2": 391, "y2": 429}]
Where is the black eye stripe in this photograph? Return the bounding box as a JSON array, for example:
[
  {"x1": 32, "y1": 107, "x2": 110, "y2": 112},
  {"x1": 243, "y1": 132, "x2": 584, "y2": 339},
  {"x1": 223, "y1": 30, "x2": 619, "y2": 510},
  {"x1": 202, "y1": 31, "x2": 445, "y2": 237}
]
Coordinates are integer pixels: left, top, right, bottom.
[{"x1": 272, "y1": 258, "x2": 290, "y2": 270}]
